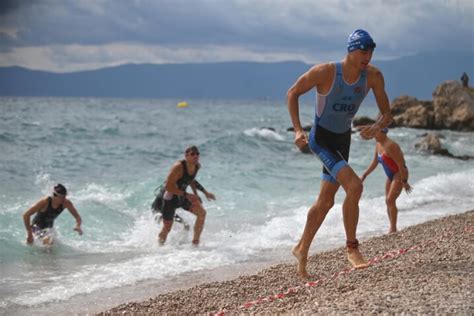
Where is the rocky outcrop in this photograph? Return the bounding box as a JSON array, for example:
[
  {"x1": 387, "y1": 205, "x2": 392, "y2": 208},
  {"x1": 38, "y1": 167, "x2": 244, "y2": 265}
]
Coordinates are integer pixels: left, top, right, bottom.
[
  {"x1": 415, "y1": 132, "x2": 473, "y2": 160},
  {"x1": 390, "y1": 81, "x2": 474, "y2": 131},
  {"x1": 353, "y1": 81, "x2": 474, "y2": 131},
  {"x1": 431, "y1": 81, "x2": 474, "y2": 130},
  {"x1": 390, "y1": 96, "x2": 435, "y2": 128},
  {"x1": 415, "y1": 133, "x2": 444, "y2": 153}
]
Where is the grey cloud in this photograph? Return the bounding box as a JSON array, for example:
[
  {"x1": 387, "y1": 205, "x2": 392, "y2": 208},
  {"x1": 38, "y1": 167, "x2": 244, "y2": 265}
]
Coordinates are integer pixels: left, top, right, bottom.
[
  {"x1": 0, "y1": 0, "x2": 25, "y2": 16},
  {"x1": 0, "y1": 1, "x2": 353, "y2": 49},
  {"x1": 0, "y1": 0, "x2": 472, "y2": 59}
]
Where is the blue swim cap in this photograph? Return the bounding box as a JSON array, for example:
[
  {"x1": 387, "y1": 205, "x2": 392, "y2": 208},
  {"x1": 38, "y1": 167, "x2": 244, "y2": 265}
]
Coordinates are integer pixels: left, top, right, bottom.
[
  {"x1": 381, "y1": 127, "x2": 389, "y2": 134},
  {"x1": 347, "y1": 29, "x2": 376, "y2": 52}
]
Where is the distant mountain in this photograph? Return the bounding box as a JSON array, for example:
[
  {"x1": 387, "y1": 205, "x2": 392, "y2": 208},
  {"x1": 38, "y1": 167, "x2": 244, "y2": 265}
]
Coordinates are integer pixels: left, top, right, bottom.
[{"x1": 0, "y1": 52, "x2": 472, "y2": 100}]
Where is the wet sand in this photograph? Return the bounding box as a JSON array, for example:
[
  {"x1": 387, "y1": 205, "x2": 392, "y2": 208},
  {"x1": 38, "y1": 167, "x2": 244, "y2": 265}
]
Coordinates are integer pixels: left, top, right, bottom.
[{"x1": 100, "y1": 210, "x2": 473, "y2": 315}]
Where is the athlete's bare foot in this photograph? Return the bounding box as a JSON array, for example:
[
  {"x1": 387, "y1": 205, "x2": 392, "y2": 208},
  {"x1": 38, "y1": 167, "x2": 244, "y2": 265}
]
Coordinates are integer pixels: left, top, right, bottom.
[
  {"x1": 292, "y1": 246, "x2": 309, "y2": 279},
  {"x1": 347, "y1": 247, "x2": 368, "y2": 269},
  {"x1": 192, "y1": 239, "x2": 199, "y2": 246},
  {"x1": 158, "y1": 234, "x2": 166, "y2": 246}
]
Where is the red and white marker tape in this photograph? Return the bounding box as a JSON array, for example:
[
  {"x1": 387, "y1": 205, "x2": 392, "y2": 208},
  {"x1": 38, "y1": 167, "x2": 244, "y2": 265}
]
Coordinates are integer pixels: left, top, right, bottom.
[{"x1": 212, "y1": 226, "x2": 473, "y2": 315}]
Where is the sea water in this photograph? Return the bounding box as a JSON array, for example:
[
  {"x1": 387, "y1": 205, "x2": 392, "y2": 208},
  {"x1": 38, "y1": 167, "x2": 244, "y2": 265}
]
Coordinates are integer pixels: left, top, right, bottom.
[{"x1": 1, "y1": 97, "x2": 473, "y2": 315}]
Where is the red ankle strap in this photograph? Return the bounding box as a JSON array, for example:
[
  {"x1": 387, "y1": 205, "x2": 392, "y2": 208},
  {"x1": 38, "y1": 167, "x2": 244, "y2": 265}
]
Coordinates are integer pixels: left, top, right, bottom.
[{"x1": 346, "y1": 239, "x2": 359, "y2": 249}]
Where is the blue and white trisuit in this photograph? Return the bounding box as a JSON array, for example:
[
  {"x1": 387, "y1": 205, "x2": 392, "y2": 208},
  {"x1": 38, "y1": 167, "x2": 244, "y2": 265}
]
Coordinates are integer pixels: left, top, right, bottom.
[{"x1": 309, "y1": 62, "x2": 369, "y2": 183}]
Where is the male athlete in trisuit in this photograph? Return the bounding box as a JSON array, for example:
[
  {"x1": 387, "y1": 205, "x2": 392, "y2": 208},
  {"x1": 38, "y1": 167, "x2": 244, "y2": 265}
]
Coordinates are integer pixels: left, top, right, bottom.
[
  {"x1": 23, "y1": 184, "x2": 83, "y2": 246},
  {"x1": 152, "y1": 146, "x2": 215, "y2": 245},
  {"x1": 287, "y1": 29, "x2": 393, "y2": 278},
  {"x1": 361, "y1": 128, "x2": 413, "y2": 233}
]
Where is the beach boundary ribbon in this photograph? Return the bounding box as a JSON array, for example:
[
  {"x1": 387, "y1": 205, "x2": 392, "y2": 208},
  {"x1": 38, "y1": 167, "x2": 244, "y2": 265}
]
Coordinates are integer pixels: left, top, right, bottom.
[{"x1": 212, "y1": 226, "x2": 473, "y2": 315}]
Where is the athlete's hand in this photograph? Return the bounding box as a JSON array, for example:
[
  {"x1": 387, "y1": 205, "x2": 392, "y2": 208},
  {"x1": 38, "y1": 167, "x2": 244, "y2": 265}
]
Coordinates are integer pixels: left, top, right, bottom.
[
  {"x1": 26, "y1": 233, "x2": 34, "y2": 245},
  {"x1": 205, "y1": 192, "x2": 216, "y2": 201},
  {"x1": 403, "y1": 182, "x2": 413, "y2": 194},
  {"x1": 73, "y1": 226, "x2": 83, "y2": 236},
  {"x1": 358, "y1": 124, "x2": 379, "y2": 140},
  {"x1": 294, "y1": 130, "x2": 308, "y2": 149}
]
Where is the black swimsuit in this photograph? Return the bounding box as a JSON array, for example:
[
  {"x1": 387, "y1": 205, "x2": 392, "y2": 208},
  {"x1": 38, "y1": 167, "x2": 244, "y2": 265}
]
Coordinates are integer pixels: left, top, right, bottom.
[
  {"x1": 32, "y1": 197, "x2": 64, "y2": 229},
  {"x1": 152, "y1": 160, "x2": 199, "y2": 221}
]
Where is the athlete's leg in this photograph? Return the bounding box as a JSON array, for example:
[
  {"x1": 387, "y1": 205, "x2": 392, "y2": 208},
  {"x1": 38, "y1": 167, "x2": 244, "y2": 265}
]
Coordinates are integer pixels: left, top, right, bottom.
[
  {"x1": 306, "y1": 126, "x2": 366, "y2": 269},
  {"x1": 385, "y1": 177, "x2": 391, "y2": 197},
  {"x1": 384, "y1": 178, "x2": 391, "y2": 231},
  {"x1": 191, "y1": 205, "x2": 206, "y2": 245},
  {"x1": 336, "y1": 166, "x2": 363, "y2": 242},
  {"x1": 158, "y1": 197, "x2": 177, "y2": 245},
  {"x1": 336, "y1": 166, "x2": 368, "y2": 269},
  {"x1": 158, "y1": 219, "x2": 173, "y2": 245},
  {"x1": 293, "y1": 180, "x2": 339, "y2": 278},
  {"x1": 386, "y1": 178, "x2": 403, "y2": 233},
  {"x1": 186, "y1": 194, "x2": 207, "y2": 245}
]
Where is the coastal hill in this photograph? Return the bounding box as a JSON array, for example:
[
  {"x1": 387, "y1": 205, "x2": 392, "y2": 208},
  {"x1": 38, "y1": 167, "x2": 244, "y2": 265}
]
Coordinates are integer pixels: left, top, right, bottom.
[{"x1": 0, "y1": 51, "x2": 472, "y2": 100}]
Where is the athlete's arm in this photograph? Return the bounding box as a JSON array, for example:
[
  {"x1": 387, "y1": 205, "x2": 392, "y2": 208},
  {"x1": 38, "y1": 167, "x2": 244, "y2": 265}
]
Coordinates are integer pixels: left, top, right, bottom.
[
  {"x1": 361, "y1": 146, "x2": 379, "y2": 182},
  {"x1": 193, "y1": 180, "x2": 206, "y2": 193},
  {"x1": 190, "y1": 182, "x2": 199, "y2": 195},
  {"x1": 192, "y1": 180, "x2": 216, "y2": 201},
  {"x1": 287, "y1": 63, "x2": 329, "y2": 149},
  {"x1": 189, "y1": 164, "x2": 201, "y2": 196},
  {"x1": 360, "y1": 66, "x2": 393, "y2": 140},
  {"x1": 65, "y1": 199, "x2": 83, "y2": 235},
  {"x1": 165, "y1": 162, "x2": 186, "y2": 196},
  {"x1": 22, "y1": 197, "x2": 48, "y2": 244},
  {"x1": 188, "y1": 181, "x2": 203, "y2": 203}
]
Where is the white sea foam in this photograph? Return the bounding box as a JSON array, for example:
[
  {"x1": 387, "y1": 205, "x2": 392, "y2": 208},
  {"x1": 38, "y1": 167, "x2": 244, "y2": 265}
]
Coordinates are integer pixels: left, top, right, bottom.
[
  {"x1": 244, "y1": 127, "x2": 285, "y2": 141},
  {"x1": 9, "y1": 248, "x2": 236, "y2": 306},
  {"x1": 74, "y1": 183, "x2": 130, "y2": 205}
]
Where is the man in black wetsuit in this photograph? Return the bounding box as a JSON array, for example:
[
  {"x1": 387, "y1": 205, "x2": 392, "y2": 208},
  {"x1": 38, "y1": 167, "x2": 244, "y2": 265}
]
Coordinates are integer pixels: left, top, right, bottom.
[
  {"x1": 23, "y1": 184, "x2": 83, "y2": 245},
  {"x1": 152, "y1": 146, "x2": 215, "y2": 245}
]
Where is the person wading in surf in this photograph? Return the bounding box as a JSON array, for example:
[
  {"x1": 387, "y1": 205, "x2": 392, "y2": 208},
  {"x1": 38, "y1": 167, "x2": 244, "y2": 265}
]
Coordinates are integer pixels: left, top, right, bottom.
[
  {"x1": 287, "y1": 29, "x2": 393, "y2": 278},
  {"x1": 23, "y1": 184, "x2": 83, "y2": 245},
  {"x1": 151, "y1": 145, "x2": 215, "y2": 245},
  {"x1": 361, "y1": 128, "x2": 413, "y2": 233}
]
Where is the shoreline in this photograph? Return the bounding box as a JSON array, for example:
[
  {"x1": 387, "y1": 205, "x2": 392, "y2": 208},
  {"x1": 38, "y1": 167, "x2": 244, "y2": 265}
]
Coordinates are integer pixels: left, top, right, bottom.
[
  {"x1": 100, "y1": 209, "x2": 473, "y2": 315},
  {"x1": 7, "y1": 249, "x2": 295, "y2": 316}
]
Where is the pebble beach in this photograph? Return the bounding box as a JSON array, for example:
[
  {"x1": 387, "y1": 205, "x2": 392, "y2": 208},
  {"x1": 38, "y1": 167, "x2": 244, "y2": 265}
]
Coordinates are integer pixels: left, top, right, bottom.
[{"x1": 100, "y1": 209, "x2": 473, "y2": 315}]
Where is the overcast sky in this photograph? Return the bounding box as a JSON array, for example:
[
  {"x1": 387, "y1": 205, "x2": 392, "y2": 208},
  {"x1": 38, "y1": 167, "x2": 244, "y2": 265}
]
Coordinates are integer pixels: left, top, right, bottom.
[{"x1": 0, "y1": 0, "x2": 472, "y2": 72}]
